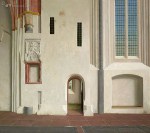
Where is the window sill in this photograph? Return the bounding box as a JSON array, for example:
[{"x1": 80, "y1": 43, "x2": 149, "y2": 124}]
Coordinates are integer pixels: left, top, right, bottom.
[{"x1": 114, "y1": 56, "x2": 140, "y2": 62}]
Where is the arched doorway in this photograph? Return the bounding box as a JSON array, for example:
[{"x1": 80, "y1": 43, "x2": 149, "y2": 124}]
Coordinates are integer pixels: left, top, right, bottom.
[{"x1": 67, "y1": 75, "x2": 84, "y2": 115}]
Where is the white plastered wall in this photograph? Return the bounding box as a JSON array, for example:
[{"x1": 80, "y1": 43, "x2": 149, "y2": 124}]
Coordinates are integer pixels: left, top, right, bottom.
[
  {"x1": 112, "y1": 75, "x2": 143, "y2": 107},
  {"x1": 0, "y1": 1, "x2": 12, "y2": 111},
  {"x1": 16, "y1": 0, "x2": 98, "y2": 116}
]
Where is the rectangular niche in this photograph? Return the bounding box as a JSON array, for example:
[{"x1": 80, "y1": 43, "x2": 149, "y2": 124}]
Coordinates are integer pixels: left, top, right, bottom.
[
  {"x1": 112, "y1": 75, "x2": 143, "y2": 108},
  {"x1": 25, "y1": 62, "x2": 42, "y2": 84}
]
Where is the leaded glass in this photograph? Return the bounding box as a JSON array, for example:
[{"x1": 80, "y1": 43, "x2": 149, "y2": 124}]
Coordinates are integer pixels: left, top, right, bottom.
[
  {"x1": 128, "y1": 0, "x2": 138, "y2": 56},
  {"x1": 115, "y1": 0, "x2": 125, "y2": 56}
]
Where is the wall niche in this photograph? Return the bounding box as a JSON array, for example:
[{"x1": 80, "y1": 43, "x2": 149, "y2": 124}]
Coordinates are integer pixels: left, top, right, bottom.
[
  {"x1": 112, "y1": 74, "x2": 143, "y2": 108},
  {"x1": 25, "y1": 39, "x2": 42, "y2": 84},
  {"x1": 25, "y1": 62, "x2": 41, "y2": 84}
]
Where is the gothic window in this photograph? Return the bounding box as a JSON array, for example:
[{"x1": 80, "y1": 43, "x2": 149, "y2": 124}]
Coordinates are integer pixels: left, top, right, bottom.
[{"x1": 115, "y1": 0, "x2": 138, "y2": 58}]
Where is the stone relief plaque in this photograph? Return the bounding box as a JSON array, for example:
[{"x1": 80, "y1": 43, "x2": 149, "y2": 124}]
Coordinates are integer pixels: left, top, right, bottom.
[{"x1": 25, "y1": 40, "x2": 41, "y2": 61}]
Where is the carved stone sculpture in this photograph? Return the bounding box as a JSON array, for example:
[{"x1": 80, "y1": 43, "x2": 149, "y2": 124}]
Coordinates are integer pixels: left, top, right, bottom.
[{"x1": 25, "y1": 40, "x2": 41, "y2": 61}]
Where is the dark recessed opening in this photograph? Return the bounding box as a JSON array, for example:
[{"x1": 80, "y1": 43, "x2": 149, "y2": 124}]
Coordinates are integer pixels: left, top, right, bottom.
[
  {"x1": 77, "y1": 22, "x2": 82, "y2": 47},
  {"x1": 50, "y1": 17, "x2": 54, "y2": 34}
]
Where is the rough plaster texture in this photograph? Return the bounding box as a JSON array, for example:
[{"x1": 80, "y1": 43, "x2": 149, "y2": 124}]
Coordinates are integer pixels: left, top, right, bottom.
[{"x1": 0, "y1": 3, "x2": 11, "y2": 111}]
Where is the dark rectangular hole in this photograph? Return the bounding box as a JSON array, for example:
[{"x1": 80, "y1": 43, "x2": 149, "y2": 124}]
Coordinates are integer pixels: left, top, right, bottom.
[
  {"x1": 50, "y1": 17, "x2": 54, "y2": 34},
  {"x1": 77, "y1": 22, "x2": 82, "y2": 46}
]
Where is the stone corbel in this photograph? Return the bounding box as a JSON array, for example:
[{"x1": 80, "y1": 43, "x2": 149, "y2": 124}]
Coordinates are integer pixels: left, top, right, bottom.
[{"x1": 24, "y1": 13, "x2": 33, "y2": 33}]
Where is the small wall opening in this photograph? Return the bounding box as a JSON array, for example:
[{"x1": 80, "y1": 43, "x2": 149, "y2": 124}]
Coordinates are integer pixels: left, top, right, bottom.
[
  {"x1": 67, "y1": 75, "x2": 84, "y2": 115},
  {"x1": 112, "y1": 74, "x2": 143, "y2": 108}
]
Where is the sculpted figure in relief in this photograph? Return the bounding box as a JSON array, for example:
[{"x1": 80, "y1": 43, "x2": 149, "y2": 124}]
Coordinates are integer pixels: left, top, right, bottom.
[{"x1": 25, "y1": 40, "x2": 40, "y2": 61}]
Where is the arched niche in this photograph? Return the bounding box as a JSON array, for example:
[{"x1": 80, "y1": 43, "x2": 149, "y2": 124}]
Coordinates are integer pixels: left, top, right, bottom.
[{"x1": 112, "y1": 74, "x2": 143, "y2": 108}]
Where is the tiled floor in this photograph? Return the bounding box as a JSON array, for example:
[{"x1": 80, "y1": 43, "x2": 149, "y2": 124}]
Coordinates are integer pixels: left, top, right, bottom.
[{"x1": 0, "y1": 112, "x2": 150, "y2": 133}]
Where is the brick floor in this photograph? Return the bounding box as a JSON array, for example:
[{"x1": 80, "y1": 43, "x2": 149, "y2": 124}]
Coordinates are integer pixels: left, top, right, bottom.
[{"x1": 0, "y1": 112, "x2": 150, "y2": 133}]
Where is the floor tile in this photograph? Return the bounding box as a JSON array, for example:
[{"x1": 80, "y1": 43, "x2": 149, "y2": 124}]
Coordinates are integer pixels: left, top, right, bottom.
[
  {"x1": 13, "y1": 120, "x2": 34, "y2": 126},
  {"x1": 69, "y1": 120, "x2": 90, "y2": 126}
]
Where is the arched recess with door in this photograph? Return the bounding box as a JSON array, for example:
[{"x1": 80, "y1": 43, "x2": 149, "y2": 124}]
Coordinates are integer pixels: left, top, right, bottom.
[{"x1": 67, "y1": 74, "x2": 85, "y2": 115}]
